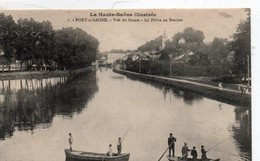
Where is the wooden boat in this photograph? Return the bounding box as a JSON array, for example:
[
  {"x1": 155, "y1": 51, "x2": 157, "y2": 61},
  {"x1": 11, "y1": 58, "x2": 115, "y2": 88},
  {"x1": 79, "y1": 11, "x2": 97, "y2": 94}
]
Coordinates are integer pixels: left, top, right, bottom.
[
  {"x1": 167, "y1": 155, "x2": 220, "y2": 161},
  {"x1": 65, "y1": 149, "x2": 130, "y2": 161}
]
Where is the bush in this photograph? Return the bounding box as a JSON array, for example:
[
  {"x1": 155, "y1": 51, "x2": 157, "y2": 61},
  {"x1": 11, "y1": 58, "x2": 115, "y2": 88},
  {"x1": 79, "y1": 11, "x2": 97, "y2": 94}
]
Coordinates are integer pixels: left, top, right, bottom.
[{"x1": 211, "y1": 76, "x2": 241, "y2": 84}]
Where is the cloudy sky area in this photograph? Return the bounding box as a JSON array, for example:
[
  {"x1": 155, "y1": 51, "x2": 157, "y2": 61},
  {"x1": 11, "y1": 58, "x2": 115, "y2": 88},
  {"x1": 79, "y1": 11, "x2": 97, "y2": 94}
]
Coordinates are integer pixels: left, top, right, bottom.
[{"x1": 2, "y1": 9, "x2": 248, "y2": 52}]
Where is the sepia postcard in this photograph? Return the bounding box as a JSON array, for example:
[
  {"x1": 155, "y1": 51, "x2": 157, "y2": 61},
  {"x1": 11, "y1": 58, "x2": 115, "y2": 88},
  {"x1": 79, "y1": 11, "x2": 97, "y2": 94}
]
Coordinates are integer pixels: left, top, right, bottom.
[{"x1": 0, "y1": 9, "x2": 251, "y2": 161}]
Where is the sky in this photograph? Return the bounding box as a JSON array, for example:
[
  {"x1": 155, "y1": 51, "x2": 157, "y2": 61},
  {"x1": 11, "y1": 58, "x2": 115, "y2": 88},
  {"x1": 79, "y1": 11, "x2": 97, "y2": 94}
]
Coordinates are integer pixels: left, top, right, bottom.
[{"x1": 1, "y1": 9, "x2": 248, "y2": 52}]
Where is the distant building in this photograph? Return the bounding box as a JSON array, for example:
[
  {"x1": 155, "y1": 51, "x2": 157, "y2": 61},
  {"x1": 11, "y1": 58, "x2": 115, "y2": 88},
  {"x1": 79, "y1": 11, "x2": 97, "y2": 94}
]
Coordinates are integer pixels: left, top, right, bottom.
[
  {"x1": 100, "y1": 57, "x2": 107, "y2": 60},
  {"x1": 172, "y1": 51, "x2": 194, "y2": 63},
  {"x1": 107, "y1": 53, "x2": 127, "y2": 64},
  {"x1": 97, "y1": 57, "x2": 108, "y2": 66}
]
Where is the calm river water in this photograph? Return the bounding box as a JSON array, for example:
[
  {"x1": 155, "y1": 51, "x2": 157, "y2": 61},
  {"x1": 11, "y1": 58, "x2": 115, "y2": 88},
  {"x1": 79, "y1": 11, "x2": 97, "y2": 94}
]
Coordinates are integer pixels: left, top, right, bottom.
[{"x1": 0, "y1": 68, "x2": 251, "y2": 161}]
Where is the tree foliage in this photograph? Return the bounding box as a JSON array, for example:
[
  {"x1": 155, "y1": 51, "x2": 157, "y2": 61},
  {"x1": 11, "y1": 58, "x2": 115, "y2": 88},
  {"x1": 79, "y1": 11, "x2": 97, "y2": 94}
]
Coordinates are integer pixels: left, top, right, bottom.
[
  {"x1": 16, "y1": 18, "x2": 55, "y2": 69},
  {"x1": 138, "y1": 36, "x2": 162, "y2": 52},
  {"x1": 164, "y1": 27, "x2": 207, "y2": 66},
  {"x1": 0, "y1": 13, "x2": 17, "y2": 70},
  {"x1": 206, "y1": 38, "x2": 231, "y2": 76},
  {"x1": 54, "y1": 27, "x2": 99, "y2": 70},
  {"x1": 132, "y1": 25, "x2": 246, "y2": 77},
  {"x1": 230, "y1": 9, "x2": 250, "y2": 79},
  {"x1": 0, "y1": 13, "x2": 99, "y2": 71}
]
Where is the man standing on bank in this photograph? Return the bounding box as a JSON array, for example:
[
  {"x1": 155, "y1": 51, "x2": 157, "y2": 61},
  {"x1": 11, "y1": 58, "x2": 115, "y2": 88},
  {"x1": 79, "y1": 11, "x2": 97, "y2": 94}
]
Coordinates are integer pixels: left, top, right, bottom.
[
  {"x1": 168, "y1": 133, "x2": 177, "y2": 157},
  {"x1": 117, "y1": 137, "x2": 122, "y2": 155}
]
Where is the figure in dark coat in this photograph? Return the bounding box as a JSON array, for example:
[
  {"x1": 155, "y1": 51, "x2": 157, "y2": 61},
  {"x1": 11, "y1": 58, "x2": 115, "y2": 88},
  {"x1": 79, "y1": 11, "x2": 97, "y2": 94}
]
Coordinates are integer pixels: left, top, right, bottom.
[
  {"x1": 168, "y1": 133, "x2": 176, "y2": 157},
  {"x1": 201, "y1": 145, "x2": 207, "y2": 161},
  {"x1": 182, "y1": 143, "x2": 190, "y2": 161},
  {"x1": 191, "y1": 146, "x2": 198, "y2": 161}
]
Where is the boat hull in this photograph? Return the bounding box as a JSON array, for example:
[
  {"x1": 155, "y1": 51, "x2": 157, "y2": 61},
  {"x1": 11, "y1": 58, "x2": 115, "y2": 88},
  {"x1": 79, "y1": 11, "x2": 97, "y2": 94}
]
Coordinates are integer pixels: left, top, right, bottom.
[
  {"x1": 65, "y1": 149, "x2": 130, "y2": 161},
  {"x1": 167, "y1": 155, "x2": 220, "y2": 161}
]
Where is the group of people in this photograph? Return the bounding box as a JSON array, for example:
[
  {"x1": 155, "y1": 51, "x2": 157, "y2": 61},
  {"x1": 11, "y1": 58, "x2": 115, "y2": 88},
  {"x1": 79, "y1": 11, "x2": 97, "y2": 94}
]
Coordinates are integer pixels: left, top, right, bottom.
[
  {"x1": 68, "y1": 133, "x2": 122, "y2": 157},
  {"x1": 69, "y1": 132, "x2": 209, "y2": 160},
  {"x1": 168, "y1": 133, "x2": 208, "y2": 161},
  {"x1": 106, "y1": 137, "x2": 122, "y2": 156},
  {"x1": 238, "y1": 84, "x2": 250, "y2": 94}
]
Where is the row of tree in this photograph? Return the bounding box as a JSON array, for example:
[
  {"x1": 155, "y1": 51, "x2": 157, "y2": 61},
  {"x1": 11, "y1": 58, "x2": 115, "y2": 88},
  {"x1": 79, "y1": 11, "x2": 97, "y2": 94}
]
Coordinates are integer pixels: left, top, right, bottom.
[
  {"x1": 0, "y1": 13, "x2": 99, "y2": 71},
  {"x1": 131, "y1": 10, "x2": 250, "y2": 80}
]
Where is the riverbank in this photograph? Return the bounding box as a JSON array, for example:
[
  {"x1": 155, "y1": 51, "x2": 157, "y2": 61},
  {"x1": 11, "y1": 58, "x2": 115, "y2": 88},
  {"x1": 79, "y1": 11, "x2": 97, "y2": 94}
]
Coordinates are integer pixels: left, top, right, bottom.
[
  {"x1": 0, "y1": 66, "x2": 95, "y2": 80},
  {"x1": 113, "y1": 68, "x2": 251, "y2": 107}
]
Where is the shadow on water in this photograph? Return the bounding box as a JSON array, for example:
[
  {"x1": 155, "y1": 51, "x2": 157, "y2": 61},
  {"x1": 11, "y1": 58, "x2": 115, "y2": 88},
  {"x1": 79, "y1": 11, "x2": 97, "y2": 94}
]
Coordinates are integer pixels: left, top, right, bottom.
[
  {"x1": 0, "y1": 71, "x2": 98, "y2": 140},
  {"x1": 125, "y1": 75, "x2": 203, "y2": 105}
]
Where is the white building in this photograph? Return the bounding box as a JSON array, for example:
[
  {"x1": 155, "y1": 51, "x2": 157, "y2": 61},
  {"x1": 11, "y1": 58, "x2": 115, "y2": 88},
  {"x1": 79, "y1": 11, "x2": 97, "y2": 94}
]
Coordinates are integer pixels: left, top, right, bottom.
[{"x1": 107, "y1": 53, "x2": 127, "y2": 64}]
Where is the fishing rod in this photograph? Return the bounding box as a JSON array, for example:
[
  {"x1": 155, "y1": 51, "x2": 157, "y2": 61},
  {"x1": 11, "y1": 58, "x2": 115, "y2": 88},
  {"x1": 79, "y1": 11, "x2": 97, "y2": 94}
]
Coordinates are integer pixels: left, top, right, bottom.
[
  {"x1": 178, "y1": 151, "x2": 190, "y2": 161},
  {"x1": 178, "y1": 155, "x2": 186, "y2": 161},
  {"x1": 158, "y1": 140, "x2": 175, "y2": 161},
  {"x1": 122, "y1": 124, "x2": 133, "y2": 142},
  {"x1": 102, "y1": 124, "x2": 133, "y2": 161},
  {"x1": 207, "y1": 138, "x2": 228, "y2": 152},
  {"x1": 101, "y1": 154, "x2": 106, "y2": 161},
  {"x1": 177, "y1": 139, "x2": 228, "y2": 161}
]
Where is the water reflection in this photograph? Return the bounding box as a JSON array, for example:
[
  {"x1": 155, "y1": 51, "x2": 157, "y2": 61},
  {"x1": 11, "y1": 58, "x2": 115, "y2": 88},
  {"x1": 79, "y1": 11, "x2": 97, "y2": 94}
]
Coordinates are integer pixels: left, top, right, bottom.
[
  {"x1": 0, "y1": 72, "x2": 98, "y2": 140},
  {"x1": 125, "y1": 75, "x2": 203, "y2": 105},
  {"x1": 0, "y1": 68, "x2": 250, "y2": 161},
  {"x1": 115, "y1": 70, "x2": 251, "y2": 160},
  {"x1": 232, "y1": 108, "x2": 251, "y2": 160}
]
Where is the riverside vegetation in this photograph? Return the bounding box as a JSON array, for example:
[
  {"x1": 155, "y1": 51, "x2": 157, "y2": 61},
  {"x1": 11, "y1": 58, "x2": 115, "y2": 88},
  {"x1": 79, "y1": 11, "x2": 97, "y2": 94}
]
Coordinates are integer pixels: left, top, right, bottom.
[
  {"x1": 122, "y1": 9, "x2": 250, "y2": 85},
  {"x1": 0, "y1": 13, "x2": 99, "y2": 72}
]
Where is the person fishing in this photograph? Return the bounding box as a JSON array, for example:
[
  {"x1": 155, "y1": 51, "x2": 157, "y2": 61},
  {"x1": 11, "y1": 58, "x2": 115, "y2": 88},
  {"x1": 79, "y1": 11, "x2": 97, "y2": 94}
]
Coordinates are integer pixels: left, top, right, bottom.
[
  {"x1": 68, "y1": 133, "x2": 73, "y2": 151},
  {"x1": 191, "y1": 146, "x2": 198, "y2": 161},
  {"x1": 168, "y1": 133, "x2": 176, "y2": 157},
  {"x1": 181, "y1": 142, "x2": 190, "y2": 161},
  {"x1": 201, "y1": 145, "x2": 207, "y2": 161},
  {"x1": 200, "y1": 138, "x2": 228, "y2": 161},
  {"x1": 117, "y1": 137, "x2": 122, "y2": 155}
]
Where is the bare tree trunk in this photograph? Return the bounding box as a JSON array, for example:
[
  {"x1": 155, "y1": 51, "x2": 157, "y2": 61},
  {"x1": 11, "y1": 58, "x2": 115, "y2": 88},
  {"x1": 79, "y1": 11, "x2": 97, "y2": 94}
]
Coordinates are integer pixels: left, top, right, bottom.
[
  {"x1": 20, "y1": 61, "x2": 23, "y2": 71},
  {"x1": 41, "y1": 58, "x2": 43, "y2": 71},
  {"x1": 8, "y1": 63, "x2": 11, "y2": 72},
  {"x1": 25, "y1": 61, "x2": 28, "y2": 71}
]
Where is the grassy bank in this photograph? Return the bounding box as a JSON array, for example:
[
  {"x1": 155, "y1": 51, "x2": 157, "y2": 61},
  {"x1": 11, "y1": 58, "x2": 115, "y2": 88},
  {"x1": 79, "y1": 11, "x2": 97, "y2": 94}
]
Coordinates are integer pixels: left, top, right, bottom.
[
  {"x1": 113, "y1": 68, "x2": 251, "y2": 107},
  {"x1": 0, "y1": 67, "x2": 95, "y2": 80}
]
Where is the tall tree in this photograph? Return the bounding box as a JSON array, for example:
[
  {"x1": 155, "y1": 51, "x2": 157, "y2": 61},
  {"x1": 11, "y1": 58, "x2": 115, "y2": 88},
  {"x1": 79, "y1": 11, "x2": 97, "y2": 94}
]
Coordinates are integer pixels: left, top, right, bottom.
[
  {"x1": 164, "y1": 27, "x2": 206, "y2": 65},
  {"x1": 53, "y1": 27, "x2": 99, "y2": 70},
  {"x1": 207, "y1": 37, "x2": 230, "y2": 76},
  {"x1": 231, "y1": 9, "x2": 250, "y2": 80},
  {"x1": 138, "y1": 36, "x2": 162, "y2": 52},
  {"x1": 16, "y1": 19, "x2": 55, "y2": 70},
  {"x1": 16, "y1": 18, "x2": 40, "y2": 70},
  {"x1": 35, "y1": 21, "x2": 55, "y2": 70},
  {"x1": 182, "y1": 27, "x2": 205, "y2": 43},
  {"x1": 0, "y1": 13, "x2": 17, "y2": 71}
]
